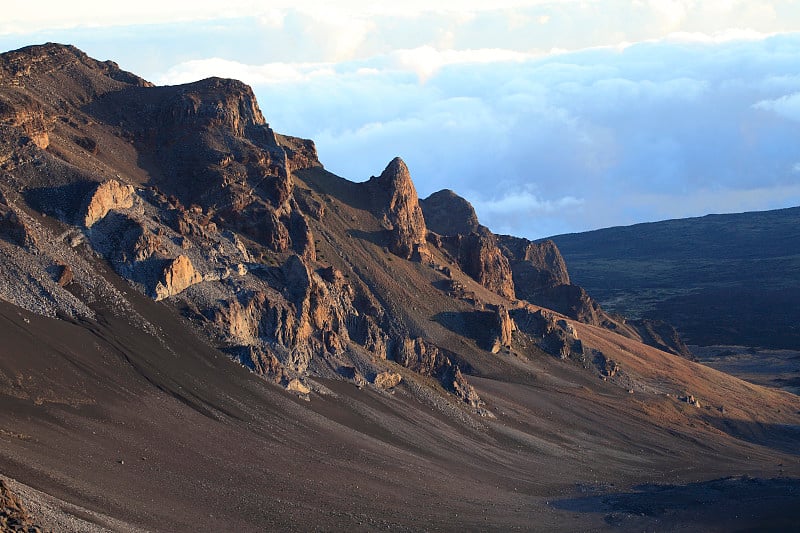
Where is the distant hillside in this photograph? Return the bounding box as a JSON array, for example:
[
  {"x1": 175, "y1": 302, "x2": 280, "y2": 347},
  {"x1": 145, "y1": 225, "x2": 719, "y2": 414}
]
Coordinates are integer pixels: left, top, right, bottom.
[{"x1": 550, "y1": 207, "x2": 800, "y2": 349}]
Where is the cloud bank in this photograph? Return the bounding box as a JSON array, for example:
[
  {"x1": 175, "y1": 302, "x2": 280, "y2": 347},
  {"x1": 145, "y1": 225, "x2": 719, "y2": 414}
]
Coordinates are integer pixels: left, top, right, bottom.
[{"x1": 156, "y1": 33, "x2": 800, "y2": 238}]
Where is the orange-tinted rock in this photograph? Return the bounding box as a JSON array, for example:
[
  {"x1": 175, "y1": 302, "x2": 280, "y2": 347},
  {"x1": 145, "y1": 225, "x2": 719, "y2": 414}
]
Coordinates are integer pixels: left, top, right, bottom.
[
  {"x1": 499, "y1": 236, "x2": 570, "y2": 291},
  {"x1": 456, "y1": 229, "x2": 516, "y2": 300},
  {"x1": 512, "y1": 307, "x2": 584, "y2": 360},
  {"x1": 0, "y1": 90, "x2": 50, "y2": 149},
  {"x1": 154, "y1": 255, "x2": 203, "y2": 301},
  {"x1": 0, "y1": 479, "x2": 33, "y2": 532},
  {"x1": 373, "y1": 371, "x2": 402, "y2": 389},
  {"x1": 286, "y1": 378, "x2": 311, "y2": 395},
  {"x1": 56, "y1": 264, "x2": 74, "y2": 287},
  {"x1": 83, "y1": 180, "x2": 135, "y2": 228},
  {"x1": 490, "y1": 305, "x2": 515, "y2": 354},
  {"x1": 366, "y1": 157, "x2": 428, "y2": 260},
  {"x1": 420, "y1": 189, "x2": 515, "y2": 299},
  {"x1": 392, "y1": 336, "x2": 485, "y2": 408},
  {"x1": 393, "y1": 337, "x2": 444, "y2": 375}
]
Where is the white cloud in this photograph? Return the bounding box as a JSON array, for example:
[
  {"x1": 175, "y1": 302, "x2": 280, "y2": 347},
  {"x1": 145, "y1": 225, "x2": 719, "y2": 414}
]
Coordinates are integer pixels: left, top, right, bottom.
[
  {"x1": 390, "y1": 46, "x2": 532, "y2": 81},
  {"x1": 157, "y1": 59, "x2": 335, "y2": 86},
  {"x1": 753, "y1": 92, "x2": 800, "y2": 121},
  {"x1": 665, "y1": 28, "x2": 776, "y2": 43},
  {"x1": 471, "y1": 189, "x2": 584, "y2": 215},
  {"x1": 233, "y1": 32, "x2": 800, "y2": 237}
]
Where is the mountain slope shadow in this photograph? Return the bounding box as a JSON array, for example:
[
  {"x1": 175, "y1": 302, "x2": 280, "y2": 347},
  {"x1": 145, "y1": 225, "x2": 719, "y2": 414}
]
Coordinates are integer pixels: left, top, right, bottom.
[
  {"x1": 552, "y1": 476, "x2": 800, "y2": 532},
  {"x1": 433, "y1": 309, "x2": 497, "y2": 351},
  {"x1": 703, "y1": 416, "x2": 800, "y2": 456}
]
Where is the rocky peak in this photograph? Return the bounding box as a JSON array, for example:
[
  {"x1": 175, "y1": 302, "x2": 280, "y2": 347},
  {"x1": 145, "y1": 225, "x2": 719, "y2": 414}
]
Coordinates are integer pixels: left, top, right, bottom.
[
  {"x1": 161, "y1": 77, "x2": 267, "y2": 138},
  {"x1": 366, "y1": 157, "x2": 428, "y2": 259},
  {"x1": 418, "y1": 188, "x2": 514, "y2": 300},
  {"x1": 0, "y1": 43, "x2": 151, "y2": 107},
  {"x1": 498, "y1": 236, "x2": 571, "y2": 301},
  {"x1": 420, "y1": 189, "x2": 480, "y2": 236}
]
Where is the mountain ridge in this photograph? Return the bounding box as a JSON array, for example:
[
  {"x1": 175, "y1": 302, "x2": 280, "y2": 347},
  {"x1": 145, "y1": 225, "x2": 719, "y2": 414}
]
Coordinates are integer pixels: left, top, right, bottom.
[
  {"x1": 1, "y1": 43, "x2": 799, "y2": 531},
  {"x1": 549, "y1": 205, "x2": 800, "y2": 349}
]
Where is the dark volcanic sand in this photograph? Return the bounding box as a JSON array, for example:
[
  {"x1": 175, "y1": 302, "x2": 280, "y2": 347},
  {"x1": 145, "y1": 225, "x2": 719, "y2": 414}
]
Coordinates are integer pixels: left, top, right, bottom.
[{"x1": 2, "y1": 274, "x2": 799, "y2": 531}]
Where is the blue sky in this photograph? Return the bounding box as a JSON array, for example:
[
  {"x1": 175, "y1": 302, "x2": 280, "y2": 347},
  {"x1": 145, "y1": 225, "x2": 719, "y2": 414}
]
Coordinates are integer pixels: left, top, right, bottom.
[{"x1": 4, "y1": 1, "x2": 800, "y2": 238}]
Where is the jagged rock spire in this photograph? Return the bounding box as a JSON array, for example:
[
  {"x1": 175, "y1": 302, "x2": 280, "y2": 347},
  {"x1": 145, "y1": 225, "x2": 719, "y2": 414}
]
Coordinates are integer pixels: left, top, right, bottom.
[{"x1": 367, "y1": 157, "x2": 428, "y2": 259}]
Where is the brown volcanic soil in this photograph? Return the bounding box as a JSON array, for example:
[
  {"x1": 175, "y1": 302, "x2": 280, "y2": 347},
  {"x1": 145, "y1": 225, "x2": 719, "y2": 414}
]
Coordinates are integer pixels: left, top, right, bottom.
[{"x1": 2, "y1": 259, "x2": 799, "y2": 531}]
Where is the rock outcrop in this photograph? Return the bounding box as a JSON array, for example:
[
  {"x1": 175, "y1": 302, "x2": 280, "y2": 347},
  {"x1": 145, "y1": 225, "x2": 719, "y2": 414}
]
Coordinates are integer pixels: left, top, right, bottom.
[
  {"x1": 207, "y1": 254, "x2": 363, "y2": 378},
  {"x1": 490, "y1": 304, "x2": 515, "y2": 354},
  {"x1": 420, "y1": 189, "x2": 480, "y2": 237},
  {"x1": 83, "y1": 180, "x2": 135, "y2": 228},
  {"x1": 593, "y1": 351, "x2": 620, "y2": 378},
  {"x1": 496, "y1": 235, "x2": 607, "y2": 324},
  {"x1": 286, "y1": 378, "x2": 311, "y2": 395},
  {"x1": 0, "y1": 91, "x2": 50, "y2": 149},
  {"x1": 512, "y1": 306, "x2": 584, "y2": 360},
  {"x1": 392, "y1": 336, "x2": 484, "y2": 408},
  {"x1": 497, "y1": 234, "x2": 690, "y2": 356},
  {"x1": 373, "y1": 371, "x2": 402, "y2": 389},
  {"x1": 366, "y1": 157, "x2": 428, "y2": 259},
  {"x1": 154, "y1": 255, "x2": 203, "y2": 301},
  {"x1": 498, "y1": 236, "x2": 570, "y2": 291},
  {"x1": 158, "y1": 77, "x2": 267, "y2": 138},
  {"x1": 0, "y1": 479, "x2": 37, "y2": 533},
  {"x1": 455, "y1": 229, "x2": 516, "y2": 300},
  {"x1": 420, "y1": 189, "x2": 515, "y2": 300}
]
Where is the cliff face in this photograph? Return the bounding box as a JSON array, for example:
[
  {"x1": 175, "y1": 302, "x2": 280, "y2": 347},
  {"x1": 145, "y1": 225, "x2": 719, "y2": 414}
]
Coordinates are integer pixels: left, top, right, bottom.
[
  {"x1": 454, "y1": 228, "x2": 516, "y2": 300},
  {"x1": 421, "y1": 189, "x2": 515, "y2": 300},
  {"x1": 498, "y1": 236, "x2": 570, "y2": 289},
  {"x1": 366, "y1": 157, "x2": 428, "y2": 260}
]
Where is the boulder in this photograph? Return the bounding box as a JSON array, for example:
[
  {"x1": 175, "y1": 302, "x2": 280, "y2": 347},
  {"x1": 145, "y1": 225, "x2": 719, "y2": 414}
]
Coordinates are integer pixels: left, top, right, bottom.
[
  {"x1": 56, "y1": 264, "x2": 74, "y2": 287},
  {"x1": 154, "y1": 255, "x2": 203, "y2": 301},
  {"x1": 373, "y1": 371, "x2": 402, "y2": 389},
  {"x1": 286, "y1": 378, "x2": 311, "y2": 395},
  {"x1": 83, "y1": 180, "x2": 135, "y2": 228}
]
